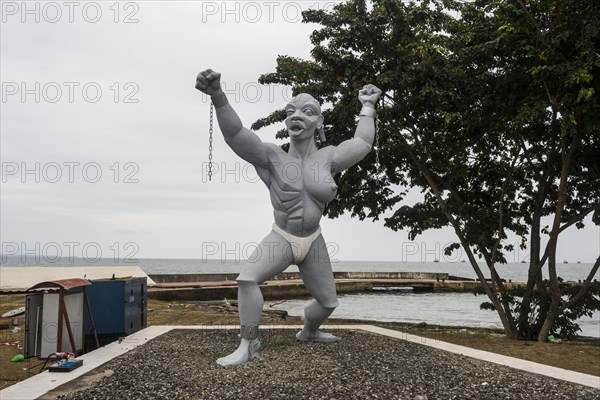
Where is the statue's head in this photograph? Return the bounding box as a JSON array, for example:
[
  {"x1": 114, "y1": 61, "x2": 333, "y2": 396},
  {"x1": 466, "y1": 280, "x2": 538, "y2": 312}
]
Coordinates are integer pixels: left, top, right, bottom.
[{"x1": 284, "y1": 94, "x2": 325, "y2": 142}]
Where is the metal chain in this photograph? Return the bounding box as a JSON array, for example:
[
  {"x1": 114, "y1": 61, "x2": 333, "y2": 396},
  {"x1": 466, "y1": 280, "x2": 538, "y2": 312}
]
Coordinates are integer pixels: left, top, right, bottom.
[
  {"x1": 208, "y1": 101, "x2": 214, "y2": 181},
  {"x1": 374, "y1": 112, "x2": 381, "y2": 182}
]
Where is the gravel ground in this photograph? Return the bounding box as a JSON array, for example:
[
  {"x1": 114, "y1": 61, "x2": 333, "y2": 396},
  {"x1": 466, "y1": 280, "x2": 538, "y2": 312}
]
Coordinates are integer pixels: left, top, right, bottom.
[{"x1": 54, "y1": 329, "x2": 600, "y2": 400}]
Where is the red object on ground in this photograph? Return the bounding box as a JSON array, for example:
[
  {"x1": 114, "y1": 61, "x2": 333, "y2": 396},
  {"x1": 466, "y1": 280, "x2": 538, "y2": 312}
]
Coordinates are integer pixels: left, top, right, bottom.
[{"x1": 27, "y1": 278, "x2": 92, "y2": 291}]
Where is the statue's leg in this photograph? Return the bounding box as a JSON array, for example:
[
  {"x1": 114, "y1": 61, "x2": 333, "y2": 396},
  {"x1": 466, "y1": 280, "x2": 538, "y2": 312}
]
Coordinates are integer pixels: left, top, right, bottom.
[
  {"x1": 216, "y1": 231, "x2": 292, "y2": 366},
  {"x1": 295, "y1": 234, "x2": 340, "y2": 343}
]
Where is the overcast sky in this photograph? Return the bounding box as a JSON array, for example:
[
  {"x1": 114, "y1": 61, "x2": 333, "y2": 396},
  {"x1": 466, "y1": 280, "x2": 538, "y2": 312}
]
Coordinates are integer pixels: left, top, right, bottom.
[{"x1": 1, "y1": 1, "x2": 598, "y2": 264}]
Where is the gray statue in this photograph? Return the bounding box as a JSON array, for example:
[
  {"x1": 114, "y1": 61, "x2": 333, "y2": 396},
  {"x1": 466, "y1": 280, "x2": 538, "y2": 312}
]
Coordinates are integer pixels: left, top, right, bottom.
[{"x1": 195, "y1": 69, "x2": 381, "y2": 366}]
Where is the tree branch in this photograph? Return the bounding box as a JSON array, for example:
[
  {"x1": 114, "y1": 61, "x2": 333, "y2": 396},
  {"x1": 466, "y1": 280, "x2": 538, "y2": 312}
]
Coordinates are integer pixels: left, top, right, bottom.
[
  {"x1": 559, "y1": 256, "x2": 600, "y2": 313},
  {"x1": 558, "y1": 206, "x2": 598, "y2": 234},
  {"x1": 516, "y1": 0, "x2": 551, "y2": 50},
  {"x1": 538, "y1": 122, "x2": 586, "y2": 341},
  {"x1": 490, "y1": 149, "x2": 521, "y2": 265}
]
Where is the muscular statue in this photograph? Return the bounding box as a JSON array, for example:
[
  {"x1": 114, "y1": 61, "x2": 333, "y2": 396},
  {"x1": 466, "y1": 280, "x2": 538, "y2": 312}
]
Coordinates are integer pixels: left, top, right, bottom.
[{"x1": 195, "y1": 69, "x2": 381, "y2": 366}]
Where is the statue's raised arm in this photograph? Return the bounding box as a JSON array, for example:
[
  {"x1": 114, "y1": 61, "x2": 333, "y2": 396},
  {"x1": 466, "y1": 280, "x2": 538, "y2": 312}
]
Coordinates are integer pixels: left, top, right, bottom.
[
  {"x1": 330, "y1": 84, "x2": 382, "y2": 173},
  {"x1": 195, "y1": 69, "x2": 268, "y2": 167}
]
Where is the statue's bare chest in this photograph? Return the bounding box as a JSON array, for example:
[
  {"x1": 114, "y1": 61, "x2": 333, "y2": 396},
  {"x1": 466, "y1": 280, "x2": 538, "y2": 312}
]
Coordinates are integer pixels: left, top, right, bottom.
[{"x1": 267, "y1": 148, "x2": 338, "y2": 206}]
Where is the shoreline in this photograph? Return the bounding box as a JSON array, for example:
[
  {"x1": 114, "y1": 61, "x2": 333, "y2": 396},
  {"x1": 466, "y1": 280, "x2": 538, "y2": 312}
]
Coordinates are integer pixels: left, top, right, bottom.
[{"x1": 1, "y1": 259, "x2": 597, "y2": 282}]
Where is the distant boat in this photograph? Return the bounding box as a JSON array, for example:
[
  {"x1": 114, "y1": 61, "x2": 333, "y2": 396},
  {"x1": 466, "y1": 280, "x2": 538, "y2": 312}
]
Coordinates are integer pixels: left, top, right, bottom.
[
  {"x1": 433, "y1": 259, "x2": 439, "y2": 263},
  {"x1": 521, "y1": 260, "x2": 526, "y2": 263},
  {"x1": 461, "y1": 260, "x2": 466, "y2": 263},
  {"x1": 563, "y1": 260, "x2": 568, "y2": 264},
  {"x1": 577, "y1": 261, "x2": 581, "y2": 264}
]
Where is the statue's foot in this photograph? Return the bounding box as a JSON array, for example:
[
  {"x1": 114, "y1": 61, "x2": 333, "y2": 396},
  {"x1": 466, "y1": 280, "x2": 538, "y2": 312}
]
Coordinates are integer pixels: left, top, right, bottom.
[
  {"x1": 216, "y1": 338, "x2": 260, "y2": 367},
  {"x1": 296, "y1": 329, "x2": 340, "y2": 343}
]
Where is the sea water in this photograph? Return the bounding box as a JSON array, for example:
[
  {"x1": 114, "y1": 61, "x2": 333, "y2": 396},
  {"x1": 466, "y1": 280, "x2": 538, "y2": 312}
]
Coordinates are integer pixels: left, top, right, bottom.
[{"x1": 2, "y1": 257, "x2": 598, "y2": 337}]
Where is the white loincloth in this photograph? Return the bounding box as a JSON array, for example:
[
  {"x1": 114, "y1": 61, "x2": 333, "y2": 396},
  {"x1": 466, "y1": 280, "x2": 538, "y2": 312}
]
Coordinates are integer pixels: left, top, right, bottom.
[{"x1": 271, "y1": 223, "x2": 322, "y2": 264}]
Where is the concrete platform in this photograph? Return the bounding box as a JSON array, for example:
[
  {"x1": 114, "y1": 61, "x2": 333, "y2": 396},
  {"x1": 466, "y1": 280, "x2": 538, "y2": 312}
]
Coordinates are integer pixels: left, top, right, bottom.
[
  {"x1": 1, "y1": 325, "x2": 597, "y2": 399},
  {"x1": 145, "y1": 272, "x2": 542, "y2": 302},
  {"x1": 153, "y1": 280, "x2": 237, "y2": 288}
]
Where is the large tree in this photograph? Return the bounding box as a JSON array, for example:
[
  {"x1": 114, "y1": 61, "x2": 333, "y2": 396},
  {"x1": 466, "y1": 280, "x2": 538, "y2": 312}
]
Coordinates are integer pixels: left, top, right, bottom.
[{"x1": 253, "y1": 0, "x2": 600, "y2": 341}]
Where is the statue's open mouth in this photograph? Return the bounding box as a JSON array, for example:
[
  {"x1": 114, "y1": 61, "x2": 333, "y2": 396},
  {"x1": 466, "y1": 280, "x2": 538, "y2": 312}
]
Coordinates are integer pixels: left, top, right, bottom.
[{"x1": 289, "y1": 125, "x2": 303, "y2": 132}]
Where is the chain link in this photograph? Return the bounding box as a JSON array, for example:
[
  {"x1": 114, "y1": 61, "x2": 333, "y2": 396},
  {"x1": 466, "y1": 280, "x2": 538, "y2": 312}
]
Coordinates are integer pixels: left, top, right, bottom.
[
  {"x1": 374, "y1": 112, "x2": 381, "y2": 183},
  {"x1": 208, "y1": 101, "x2": 214, "y2": 181}
]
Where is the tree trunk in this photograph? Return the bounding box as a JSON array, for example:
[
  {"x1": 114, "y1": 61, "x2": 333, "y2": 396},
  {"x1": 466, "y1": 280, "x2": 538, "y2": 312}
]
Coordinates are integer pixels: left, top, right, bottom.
[
  {"x1": 518, "y1": 141, "x2": 557, "y2": 338},
  {"x1": 536, "y1": 124, "x2": 584, "y2": 342},
  {"x1": 396, "y1": 133, "x2": 520, "y2": 339},
  {"x1": 537, "y1": 255, "x2": 561, "y2": 342}
]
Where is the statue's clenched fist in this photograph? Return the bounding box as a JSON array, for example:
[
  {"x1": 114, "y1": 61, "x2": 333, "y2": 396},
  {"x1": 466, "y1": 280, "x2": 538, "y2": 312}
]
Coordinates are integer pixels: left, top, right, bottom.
[
  {"x1": 358, "y1": 84, "x2": 382, "y2": 107},
  {"x1": 196, "y1": 69, "x2": 222, "y2": 96}
]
